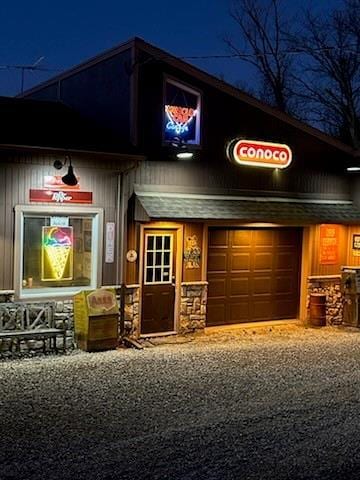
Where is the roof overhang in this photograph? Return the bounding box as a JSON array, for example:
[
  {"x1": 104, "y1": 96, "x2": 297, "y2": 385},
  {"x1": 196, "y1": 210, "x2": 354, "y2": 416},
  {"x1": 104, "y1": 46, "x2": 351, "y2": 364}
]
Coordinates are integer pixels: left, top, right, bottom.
[{"x1": 135, "y1": 192, "x2": 360, "y2": 224}]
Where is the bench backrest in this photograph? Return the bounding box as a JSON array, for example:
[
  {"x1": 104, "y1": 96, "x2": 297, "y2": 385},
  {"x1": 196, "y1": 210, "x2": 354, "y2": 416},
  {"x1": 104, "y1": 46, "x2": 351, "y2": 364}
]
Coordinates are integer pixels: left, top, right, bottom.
[{"x1": 0, "y1": 302, "x2": 56, "y2": 332}]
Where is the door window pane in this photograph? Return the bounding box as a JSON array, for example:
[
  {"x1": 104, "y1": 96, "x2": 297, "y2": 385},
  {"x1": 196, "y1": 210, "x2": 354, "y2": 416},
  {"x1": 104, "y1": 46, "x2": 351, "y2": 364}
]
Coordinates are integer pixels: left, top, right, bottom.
[{"x1": 144, "y1": 234, "x2": 173, "y2": 284}]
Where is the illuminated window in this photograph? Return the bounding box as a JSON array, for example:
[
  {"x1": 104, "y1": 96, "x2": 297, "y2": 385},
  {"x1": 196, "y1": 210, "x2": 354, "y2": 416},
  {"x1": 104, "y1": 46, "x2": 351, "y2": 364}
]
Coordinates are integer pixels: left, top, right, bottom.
[
  {"x1": 163, "y1": 78, "x2": 201, "y2": 146},
  {"x1": 15, "y1": 206, "x2": 103, "y2": 299}
]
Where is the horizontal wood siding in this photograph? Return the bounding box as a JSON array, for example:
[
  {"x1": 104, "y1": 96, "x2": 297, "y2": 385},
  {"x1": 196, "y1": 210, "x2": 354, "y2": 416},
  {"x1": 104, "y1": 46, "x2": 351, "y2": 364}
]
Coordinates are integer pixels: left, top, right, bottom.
[{"x1": 0, "y1": 151, "x2": 131, "y2": 290}]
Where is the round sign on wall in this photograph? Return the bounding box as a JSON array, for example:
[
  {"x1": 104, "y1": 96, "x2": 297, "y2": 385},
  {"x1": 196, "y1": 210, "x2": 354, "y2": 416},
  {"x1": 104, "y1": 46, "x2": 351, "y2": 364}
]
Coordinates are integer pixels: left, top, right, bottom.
[{"x1": 126, "y1": 250, "x2": 138, "y2": 263}]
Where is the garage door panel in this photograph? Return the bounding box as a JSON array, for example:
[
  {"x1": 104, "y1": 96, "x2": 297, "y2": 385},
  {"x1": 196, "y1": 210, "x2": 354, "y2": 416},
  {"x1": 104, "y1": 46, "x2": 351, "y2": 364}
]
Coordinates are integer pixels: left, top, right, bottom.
[
  {"x1": 276, "y1": 251, "x2": 296, "y2": 270},
  {"x1": 208, "y1": 278, "x2": 226, "y2": 298},
  {"x1": 254, "y1": 230, "x2": 274, "y2": 247},
  {"x1": 207, "y1": 228, "x2": 301, "y2": 325},
  {"x1": 254, "y1": 252, "x2": 273, "y2": 271},
  {"x1": 278, "y1": 230, "x2": 300, "y2": 246},
  {"x1": 207, "y1": 304, "x2": 226, "y2": 326},
  {"x1": 253, "y1": 276, "x2": 272, "y2": 294},
  {"x1": 232, "y1": 230, "x2": 252, "y2": 246},
  {"x1": 253, "y1": 300, "x2": 273, "y2": 320},
  {"x1": 229, "y1": 302, "x2": 251, "y2": 323},
  {"x1": 207, "y1": 253, "x2": 227, "y2": 272},
  {"x1": 231, "y1": 253, "x2": 251, "y2": 271},
  {"x1": 273, "y1": 299, "x2": 297, "y2": 318},
  {"x1": 209, "y1": 229, "x2": 229, "y2": 246},
  {"x1": 230, "y1": 278, "x2": 249, "y2": 296}
]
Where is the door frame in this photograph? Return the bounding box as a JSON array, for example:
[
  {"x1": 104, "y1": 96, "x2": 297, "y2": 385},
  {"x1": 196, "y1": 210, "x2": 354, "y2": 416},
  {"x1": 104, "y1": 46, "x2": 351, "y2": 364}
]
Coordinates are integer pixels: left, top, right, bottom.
[{"x1": 139, "y1": 222, "x2": 184, "y2": 337}]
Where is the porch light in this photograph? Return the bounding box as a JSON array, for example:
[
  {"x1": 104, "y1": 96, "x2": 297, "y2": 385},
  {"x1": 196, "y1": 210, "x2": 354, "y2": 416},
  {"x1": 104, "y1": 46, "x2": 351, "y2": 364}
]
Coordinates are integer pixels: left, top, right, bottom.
[
  {"x1": 53, "y1": 155, "x2": 78, "y2": 186},
  {"x1": 347, "y1": 166, "x2": 360, "y2": 172},
  {"x1": 176, "y1": 151, "x2": 194, "y2": 160}
]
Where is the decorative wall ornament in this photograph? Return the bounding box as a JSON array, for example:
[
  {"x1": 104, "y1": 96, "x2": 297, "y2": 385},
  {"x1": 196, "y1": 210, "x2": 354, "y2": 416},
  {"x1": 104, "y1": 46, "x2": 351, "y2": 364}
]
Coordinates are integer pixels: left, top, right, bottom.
[{"x1": 184, "y1": 235, "x2": 201, "y2": 269}]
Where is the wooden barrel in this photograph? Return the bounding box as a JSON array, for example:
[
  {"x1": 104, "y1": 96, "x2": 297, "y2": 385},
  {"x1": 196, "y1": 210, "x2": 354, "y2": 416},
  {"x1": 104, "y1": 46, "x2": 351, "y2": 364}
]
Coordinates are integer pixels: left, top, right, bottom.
[{"x1": 309, "y1": 293, "x2": 326, "y2": 327}]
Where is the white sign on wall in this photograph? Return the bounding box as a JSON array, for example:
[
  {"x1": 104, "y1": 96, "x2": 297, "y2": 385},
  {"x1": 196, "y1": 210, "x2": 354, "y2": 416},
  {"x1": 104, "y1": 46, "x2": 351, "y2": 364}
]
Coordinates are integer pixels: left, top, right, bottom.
[{"x1": 105, "y1": 222, "x2": 115, "y2": 263}]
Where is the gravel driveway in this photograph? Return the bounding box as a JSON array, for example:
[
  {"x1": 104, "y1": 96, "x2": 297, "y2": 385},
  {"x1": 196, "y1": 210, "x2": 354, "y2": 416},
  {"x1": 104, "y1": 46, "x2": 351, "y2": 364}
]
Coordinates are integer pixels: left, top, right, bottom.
[{"x1": 1, "y1": 326, "x2": 360, "y2": 480}]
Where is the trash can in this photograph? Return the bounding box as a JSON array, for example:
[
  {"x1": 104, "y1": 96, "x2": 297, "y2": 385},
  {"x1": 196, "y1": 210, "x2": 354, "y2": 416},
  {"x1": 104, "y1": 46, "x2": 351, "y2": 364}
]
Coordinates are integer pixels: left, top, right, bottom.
[
  {"x1": 309, "y1": 293, "x2": 326, "y2": 327},
  {"x1": 73, "y1": 288, "x2": 119, "y2": 351}
]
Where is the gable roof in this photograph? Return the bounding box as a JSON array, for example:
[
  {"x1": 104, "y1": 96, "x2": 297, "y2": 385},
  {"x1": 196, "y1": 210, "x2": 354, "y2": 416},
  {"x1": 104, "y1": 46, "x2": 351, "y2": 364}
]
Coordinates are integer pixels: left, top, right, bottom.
[
  {"x1": 0, "y1": 96, "x2": 139, "y2": 155},
  {"x1": 21, "y1": 36, "x2": 355, "y2": 156}
]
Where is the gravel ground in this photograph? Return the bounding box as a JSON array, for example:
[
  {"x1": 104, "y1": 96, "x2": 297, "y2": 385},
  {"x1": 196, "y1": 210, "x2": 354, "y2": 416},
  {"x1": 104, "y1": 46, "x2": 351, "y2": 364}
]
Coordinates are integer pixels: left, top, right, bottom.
[{"x1": 2, "y1": 326, "x2": 360, "y2": 480}]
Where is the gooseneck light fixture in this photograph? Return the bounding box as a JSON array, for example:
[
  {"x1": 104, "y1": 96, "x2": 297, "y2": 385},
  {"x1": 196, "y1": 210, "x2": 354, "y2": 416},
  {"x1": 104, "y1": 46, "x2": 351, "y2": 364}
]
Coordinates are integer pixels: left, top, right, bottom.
[{"x1": 53, "y1": 155, "x2": 78, "y2": 186}]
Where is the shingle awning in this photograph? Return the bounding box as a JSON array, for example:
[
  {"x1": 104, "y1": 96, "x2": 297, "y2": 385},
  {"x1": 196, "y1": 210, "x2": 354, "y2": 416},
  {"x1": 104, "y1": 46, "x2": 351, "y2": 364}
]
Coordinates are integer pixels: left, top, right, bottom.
[{"x1": 135, "y1": 193, "x2": 360, "y2": 224}]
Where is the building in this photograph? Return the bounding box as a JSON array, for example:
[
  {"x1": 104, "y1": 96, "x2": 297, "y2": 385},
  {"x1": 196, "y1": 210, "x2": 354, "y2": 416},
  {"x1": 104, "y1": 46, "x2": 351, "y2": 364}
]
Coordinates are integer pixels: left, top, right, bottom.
[
  {"x1": 12, "y1": 37, "x2": 360, "y2": 337},
  {"x1": 0, "y1": 96, "x2": 142, "y2": 306}
]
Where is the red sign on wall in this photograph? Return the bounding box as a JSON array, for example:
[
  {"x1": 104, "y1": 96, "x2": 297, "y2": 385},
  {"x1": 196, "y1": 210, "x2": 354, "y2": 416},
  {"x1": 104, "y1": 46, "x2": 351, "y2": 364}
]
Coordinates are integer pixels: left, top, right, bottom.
[
  {"x1": 320, "y1": 224, "x2": 339, "y2": 265},
  {"x1": 30, "y1": 189, "x2": 93, "y2": 204}
]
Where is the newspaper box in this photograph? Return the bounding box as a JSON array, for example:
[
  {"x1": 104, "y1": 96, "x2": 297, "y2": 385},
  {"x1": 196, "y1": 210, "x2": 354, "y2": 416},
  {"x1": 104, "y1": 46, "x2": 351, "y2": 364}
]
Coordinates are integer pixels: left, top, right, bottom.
[{"x1": 74, "y1": 288, "x2": 119, "y2": 351}]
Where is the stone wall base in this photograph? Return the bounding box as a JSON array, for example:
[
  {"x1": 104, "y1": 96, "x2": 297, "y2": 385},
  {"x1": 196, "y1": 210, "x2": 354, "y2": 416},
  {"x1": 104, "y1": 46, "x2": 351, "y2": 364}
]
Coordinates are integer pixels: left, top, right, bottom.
[
  {"x1": 307, "y1": 276, "x2": 343, "y2": 325},
  {"x1": 180, "y1": 282, "x2": 208, "y2": 334}
]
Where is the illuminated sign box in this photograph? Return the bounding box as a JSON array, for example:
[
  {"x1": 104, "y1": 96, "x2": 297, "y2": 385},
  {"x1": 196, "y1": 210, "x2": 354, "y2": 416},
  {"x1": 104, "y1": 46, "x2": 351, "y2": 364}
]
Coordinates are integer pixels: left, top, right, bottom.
[
  {"x1": 227, "y1": 139, "x2": 292, "y2": 169},
  {"x1": 163, "y1": 78, "x2": 201, "y2": 145},
  {"x1": 41, "y1": 226, "x2": 73, "y2": 281}
]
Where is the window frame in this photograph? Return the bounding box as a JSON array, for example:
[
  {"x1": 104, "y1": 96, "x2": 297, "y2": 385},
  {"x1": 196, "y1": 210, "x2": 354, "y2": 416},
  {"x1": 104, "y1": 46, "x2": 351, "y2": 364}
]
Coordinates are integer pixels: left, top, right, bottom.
[
  {"x1": 162, "y1": 75, "x2": 202, "y2": 148},
  {"x1": 14, "y1": 205, "x2": 104, "y2": 300},
  {"x1": 144, "y1": 233, "x2": 173, "y2": 285}
]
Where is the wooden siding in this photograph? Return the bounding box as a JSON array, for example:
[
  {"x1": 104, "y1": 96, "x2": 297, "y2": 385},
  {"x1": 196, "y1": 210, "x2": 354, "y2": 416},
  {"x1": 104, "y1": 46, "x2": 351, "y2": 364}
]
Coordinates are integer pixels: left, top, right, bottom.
[
  {"x1": 309, "y1": 224, "x2": 356, "y2": 276},
  {"x1": 182, "y1": 223, "x2": 203, "y2": 282},
  {"x1": 0, "y1": 151, "x2": 131, "y2": 290}
]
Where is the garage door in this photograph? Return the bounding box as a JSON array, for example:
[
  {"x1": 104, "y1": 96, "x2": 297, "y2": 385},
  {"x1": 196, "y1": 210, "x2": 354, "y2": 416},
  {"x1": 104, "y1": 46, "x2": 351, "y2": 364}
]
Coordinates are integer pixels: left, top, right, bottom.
[{"x1": 207, "y1": 228, "x2": 302, "y2": 326}]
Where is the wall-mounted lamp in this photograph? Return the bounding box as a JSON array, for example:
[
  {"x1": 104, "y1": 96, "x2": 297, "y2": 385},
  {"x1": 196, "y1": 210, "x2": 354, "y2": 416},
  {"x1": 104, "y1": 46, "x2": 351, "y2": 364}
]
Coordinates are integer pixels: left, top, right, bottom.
[
  {"x1": 171, "y1": 136, "x2": 194, "y2": 160},
  {"x1": 53, "y1": 155, "x2": 78, "y2": 186}
]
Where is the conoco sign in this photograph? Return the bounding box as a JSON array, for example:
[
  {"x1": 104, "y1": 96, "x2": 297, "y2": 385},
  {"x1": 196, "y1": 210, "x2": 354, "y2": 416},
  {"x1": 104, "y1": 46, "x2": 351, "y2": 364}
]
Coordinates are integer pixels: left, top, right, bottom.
[{"x1": 227, "y1": 139, "x2": 292, "y2": 169}]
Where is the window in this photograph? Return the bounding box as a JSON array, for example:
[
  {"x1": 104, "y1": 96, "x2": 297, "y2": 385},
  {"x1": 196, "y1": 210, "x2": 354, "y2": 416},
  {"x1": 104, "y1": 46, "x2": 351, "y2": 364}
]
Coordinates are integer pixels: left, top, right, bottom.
[
  {"x1": 144, "y1": 234, "x2": 173, "y2": 284},
  {"x1": 15, "y1": 206, "x2": 103, "y2": 299},
  {"x1": 163, "y1": 78, "x2": 201, "y2": 146}
]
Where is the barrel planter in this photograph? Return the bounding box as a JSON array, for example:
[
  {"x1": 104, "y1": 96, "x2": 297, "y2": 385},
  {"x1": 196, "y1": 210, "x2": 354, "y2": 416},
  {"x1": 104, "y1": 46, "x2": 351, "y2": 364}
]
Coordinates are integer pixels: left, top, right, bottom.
[{"x1": 309, "y1": 293, "x2": 327, "y2": 327}]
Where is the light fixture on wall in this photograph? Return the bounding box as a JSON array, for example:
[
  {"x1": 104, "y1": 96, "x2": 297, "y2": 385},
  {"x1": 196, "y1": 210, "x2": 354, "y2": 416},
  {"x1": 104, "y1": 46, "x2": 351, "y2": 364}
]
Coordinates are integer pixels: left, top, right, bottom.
[
  {"x1": 53, "y1": 155, "x2": 78, "y2": 186},
  {"x1": 171, "y1": 136, "x2": 194, "y2": 160},
  {"x1": 347, "y1": 166, "x2": 360, "y2": 172}
]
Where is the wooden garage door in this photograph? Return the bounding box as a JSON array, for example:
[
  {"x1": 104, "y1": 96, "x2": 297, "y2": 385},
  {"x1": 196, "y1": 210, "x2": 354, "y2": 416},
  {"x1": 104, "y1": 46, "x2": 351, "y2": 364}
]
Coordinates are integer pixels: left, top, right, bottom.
[{"x1": 207, "y1": 228, "x2": 301, "y2": 326}]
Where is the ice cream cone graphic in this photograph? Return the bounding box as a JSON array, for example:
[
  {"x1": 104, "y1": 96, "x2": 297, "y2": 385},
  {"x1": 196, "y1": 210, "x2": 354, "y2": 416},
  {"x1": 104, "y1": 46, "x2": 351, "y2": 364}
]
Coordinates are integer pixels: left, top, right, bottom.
[
  {"x1": 42, "y1": 226, "x2": 73, "y2": 281},
  {"x1": 45, "y1": 245, "x2": 71, "y2": 280}
]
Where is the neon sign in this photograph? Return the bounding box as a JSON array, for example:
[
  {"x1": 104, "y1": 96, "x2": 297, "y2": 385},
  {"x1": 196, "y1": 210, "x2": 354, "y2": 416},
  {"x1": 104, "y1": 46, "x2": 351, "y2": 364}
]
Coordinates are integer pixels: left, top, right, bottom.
[
  {"x1": 41, "y1": 226, "x2": 73, "y2": 281},
  {"x1": 227, "y1": 139, "x2": 292, "y2": 169},
  {"x1": 165, "y1": 105, "x2": 197, "y2": 136}
]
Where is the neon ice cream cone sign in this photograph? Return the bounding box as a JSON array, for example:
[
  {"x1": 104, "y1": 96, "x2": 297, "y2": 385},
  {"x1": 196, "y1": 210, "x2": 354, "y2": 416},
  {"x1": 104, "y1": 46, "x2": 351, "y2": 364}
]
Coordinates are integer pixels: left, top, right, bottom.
[{"x1": 41, "y1": 226, "x2": 73, "y2": 281}]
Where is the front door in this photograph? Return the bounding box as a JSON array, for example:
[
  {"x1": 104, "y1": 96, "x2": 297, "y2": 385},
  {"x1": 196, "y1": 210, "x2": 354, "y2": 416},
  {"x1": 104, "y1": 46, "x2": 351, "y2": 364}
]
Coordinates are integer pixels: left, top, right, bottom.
[{"x1": 141, "y1": 230, "x2": 176, "y2": 334}]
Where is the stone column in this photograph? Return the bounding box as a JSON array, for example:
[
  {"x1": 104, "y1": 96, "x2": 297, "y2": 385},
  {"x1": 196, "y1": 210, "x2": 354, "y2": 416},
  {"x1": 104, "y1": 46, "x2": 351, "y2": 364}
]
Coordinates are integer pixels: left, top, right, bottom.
[
  {"x1": 180, "y1": 281, "x2": 208, "y2": 333},
  {"x1": 307, "y1": 275, "x2": 343, "y2": 325}
]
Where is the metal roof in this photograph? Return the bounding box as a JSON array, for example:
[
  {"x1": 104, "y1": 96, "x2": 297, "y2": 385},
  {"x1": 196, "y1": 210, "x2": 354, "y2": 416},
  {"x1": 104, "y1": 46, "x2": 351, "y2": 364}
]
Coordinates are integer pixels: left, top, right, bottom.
[{"x1": 135, "y1": 193, "x2": 360, "y2": 224}]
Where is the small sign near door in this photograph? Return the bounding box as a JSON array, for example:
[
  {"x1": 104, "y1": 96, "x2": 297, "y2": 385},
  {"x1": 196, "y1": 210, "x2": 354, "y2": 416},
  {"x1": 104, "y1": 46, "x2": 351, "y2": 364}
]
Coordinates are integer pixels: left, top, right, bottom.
[
  {"x1": 105, "y1": 222, "x2": 115, "y2": 263},
  {"x1": 319, "y1": 224, "x2": 339, "y2": 265},
  {"x1": 352, "y1": 234, "x2": 360, "y2": 256}
]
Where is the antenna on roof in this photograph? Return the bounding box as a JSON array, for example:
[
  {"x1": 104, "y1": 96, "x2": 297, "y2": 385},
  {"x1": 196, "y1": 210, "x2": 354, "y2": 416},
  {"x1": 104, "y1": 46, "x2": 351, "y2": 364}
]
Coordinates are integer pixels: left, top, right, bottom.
[{"x1": 0, "y1": 56, "x2": 61, "y2": 95}]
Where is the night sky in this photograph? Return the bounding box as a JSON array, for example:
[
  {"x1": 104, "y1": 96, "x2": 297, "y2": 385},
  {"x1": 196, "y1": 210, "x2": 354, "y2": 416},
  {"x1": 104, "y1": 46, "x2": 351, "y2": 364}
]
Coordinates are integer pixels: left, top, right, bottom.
[{"x1": 0, "y1": 0, "x2": 341, "y2": 97}]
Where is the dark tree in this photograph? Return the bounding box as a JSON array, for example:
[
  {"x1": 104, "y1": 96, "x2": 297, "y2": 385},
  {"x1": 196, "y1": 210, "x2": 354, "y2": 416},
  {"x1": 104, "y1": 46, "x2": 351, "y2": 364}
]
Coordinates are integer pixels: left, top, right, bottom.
[
  {"x1": 291, "y1": 1, "x2": 360, "y2": 148},
  {"x1": 224, "y1": 0, "x2": 297, "y2": 115}
]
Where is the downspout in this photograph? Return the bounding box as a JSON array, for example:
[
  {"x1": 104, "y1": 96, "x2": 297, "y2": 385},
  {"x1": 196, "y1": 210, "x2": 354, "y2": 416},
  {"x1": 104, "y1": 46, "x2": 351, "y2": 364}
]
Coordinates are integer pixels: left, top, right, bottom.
[{"x1": 116, "y1": 161, "x2": 139, "y2": 338}]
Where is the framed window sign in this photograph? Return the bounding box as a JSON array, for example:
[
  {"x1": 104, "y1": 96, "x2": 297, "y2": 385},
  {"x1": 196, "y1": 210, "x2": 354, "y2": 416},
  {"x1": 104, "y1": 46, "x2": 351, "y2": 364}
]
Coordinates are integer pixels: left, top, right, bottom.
[
  {"x1": 163, "y1": 77, "x2": 201, "y2": 146},
  {"x1": 14, "y1": 205, "x2": 104, "y2": 299}
]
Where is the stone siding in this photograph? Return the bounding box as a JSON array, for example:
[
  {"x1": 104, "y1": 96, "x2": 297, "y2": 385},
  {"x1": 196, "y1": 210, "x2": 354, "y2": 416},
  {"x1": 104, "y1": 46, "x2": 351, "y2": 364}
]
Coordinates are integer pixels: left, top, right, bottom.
[
  {"x1": 180, "y1": 282, "x2": 208, "y2": 333},
  {"x1": 307, "y1": 275, "x2": 343, "y2": 325},
  {"x1": 123, "y1": 285, "x2": 140, "y2": 338}
]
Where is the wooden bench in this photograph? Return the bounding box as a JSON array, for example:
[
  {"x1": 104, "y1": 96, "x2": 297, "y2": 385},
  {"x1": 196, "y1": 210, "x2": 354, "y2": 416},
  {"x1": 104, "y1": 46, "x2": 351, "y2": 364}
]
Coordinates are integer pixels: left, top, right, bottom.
[{"x1": 0, "y1": 302, "x2": 67, "y2": 354}]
